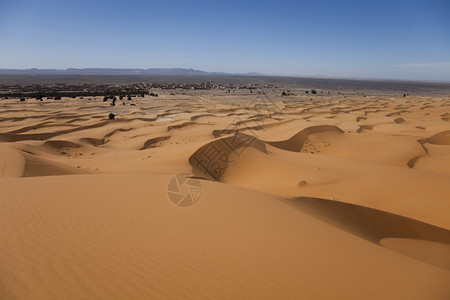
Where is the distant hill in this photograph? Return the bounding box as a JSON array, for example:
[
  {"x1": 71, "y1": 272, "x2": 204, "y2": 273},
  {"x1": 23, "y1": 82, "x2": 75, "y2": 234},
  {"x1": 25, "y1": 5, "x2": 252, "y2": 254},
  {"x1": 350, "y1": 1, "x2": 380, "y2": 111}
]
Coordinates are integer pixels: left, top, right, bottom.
[{"x1": 0, "y1": 68, "x2": 233, "y2": 75}]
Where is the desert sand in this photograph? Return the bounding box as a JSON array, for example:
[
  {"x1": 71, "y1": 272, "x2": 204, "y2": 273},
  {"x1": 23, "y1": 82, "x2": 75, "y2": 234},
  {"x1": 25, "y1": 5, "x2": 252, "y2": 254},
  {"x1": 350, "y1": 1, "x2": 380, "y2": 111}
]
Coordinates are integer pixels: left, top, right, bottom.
[{"x1": 1, "y1": 87, "x2": 450, "y2": 298}]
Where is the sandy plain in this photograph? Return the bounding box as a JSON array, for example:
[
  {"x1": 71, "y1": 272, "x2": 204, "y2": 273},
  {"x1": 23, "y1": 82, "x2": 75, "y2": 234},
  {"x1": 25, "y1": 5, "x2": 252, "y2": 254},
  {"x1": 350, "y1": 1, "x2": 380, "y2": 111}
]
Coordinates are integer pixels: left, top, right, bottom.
[{"x1": 0, "y1": 83, "x2": 450, "y2": 299}]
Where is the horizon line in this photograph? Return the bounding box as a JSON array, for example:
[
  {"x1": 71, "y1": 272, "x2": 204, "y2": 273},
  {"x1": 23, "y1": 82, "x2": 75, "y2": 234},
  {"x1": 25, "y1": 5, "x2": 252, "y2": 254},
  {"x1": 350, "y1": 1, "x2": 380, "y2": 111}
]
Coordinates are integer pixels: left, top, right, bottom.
[{"x1": 0, "y1": 67, "x2": 449, "y2": 84}]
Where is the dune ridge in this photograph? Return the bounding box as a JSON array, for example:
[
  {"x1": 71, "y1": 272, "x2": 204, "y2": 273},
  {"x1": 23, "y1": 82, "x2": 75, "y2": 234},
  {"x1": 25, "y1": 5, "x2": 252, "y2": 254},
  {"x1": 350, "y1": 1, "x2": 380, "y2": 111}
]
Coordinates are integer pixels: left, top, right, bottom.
[
  {"x1": 408, "y1": 130, "x2": 450, "y2": 168},
  {"x1": 22, "y1": 152, "x2": 91, "y2": 177},
  {"x1": 265, "y1": 125, "x2": 344, "y2": 152},
  {"x1": 140, "y1": 136, "x2": 171, "y2": 150},
  {"x1": 189, "y1": 132, "x2": 267, "y2": 180},
  {"x1": 286, "y1": 196, "x2": 450, "y2": 270},
  {"x1": 190, "y1": 125, "x2": 344, "y2": 180}
]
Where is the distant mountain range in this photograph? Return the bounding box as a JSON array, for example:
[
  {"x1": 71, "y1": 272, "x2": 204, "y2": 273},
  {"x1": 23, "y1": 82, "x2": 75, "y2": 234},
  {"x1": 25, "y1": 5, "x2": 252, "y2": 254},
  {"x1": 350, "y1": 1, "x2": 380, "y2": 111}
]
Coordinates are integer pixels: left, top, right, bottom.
[{"x1": 0, "y1": 68, "x2": 261, "y2": 76}]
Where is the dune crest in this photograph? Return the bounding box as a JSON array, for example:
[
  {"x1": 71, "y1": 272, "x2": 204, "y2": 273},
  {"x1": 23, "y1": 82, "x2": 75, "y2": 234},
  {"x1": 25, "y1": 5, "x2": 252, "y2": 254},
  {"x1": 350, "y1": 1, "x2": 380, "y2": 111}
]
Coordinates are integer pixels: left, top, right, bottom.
[
  {"x1": 266, "y1": 125, "x2": 344, "y2": 152},
  {"x1": 140, "y1": 136, "x2": 171, "y2": 150},
  {"x1": 287, "y1": 196, "x2": 450, "y2": 270},
  {"x1": 190, "y1": 125, "x2": 344, "y2": 180},
  {"x1": 189, "y1": 132, "x2": 267, "y2": 180}
]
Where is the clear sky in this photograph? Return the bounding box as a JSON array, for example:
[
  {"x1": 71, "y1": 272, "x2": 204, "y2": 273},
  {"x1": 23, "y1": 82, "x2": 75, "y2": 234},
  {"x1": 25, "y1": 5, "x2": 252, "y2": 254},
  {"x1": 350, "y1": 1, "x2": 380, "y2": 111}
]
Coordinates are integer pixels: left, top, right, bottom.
[{"x1": 0, "y1": 0, "x2": 449, "y2": 81}]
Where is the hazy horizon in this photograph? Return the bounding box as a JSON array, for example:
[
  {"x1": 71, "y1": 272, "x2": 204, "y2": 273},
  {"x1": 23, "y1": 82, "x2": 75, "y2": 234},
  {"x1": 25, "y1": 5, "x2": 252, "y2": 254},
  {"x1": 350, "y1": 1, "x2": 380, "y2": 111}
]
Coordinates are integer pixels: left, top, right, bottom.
[
  {"x1": 1, "y1": 0, "x2": 449, "y2": 81},
  {"x1": 2, "y1": 67, "x2": 450, "y2": 83}
]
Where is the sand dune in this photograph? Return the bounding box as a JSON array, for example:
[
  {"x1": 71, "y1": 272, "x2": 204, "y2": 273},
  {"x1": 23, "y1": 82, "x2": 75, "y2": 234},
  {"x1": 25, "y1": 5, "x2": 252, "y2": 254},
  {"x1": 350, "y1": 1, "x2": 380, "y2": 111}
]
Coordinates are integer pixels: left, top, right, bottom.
[
  {"x1": 79, "y1": 137, "x2": 106, "y2": 146},
  {"x1": 357, "y1": 124, "x2": 375, "y2": 132},
  {"x1": 286, "y1": 196, "x2": 450, "y2": 270},
  {"x1": 0, "y1": 146, "x2": 25, "y2": 177},
  {"x1": 380, "y1": 238, "x2": 450, "y2": 271},
  {"x1": 190, "y1": 125, "x2": 344, "y2": 180},
  {"x1": 7, "y1": 121, "x2": 77, "y2": 134},
  {"x1": 0, "y1": 175, "x2": 449, "y2": 299},
  {"x1": 288, "y1": 196, "x2": 450, "y2": 244},
  {"x1": 394, "y1": 117, "x2": 406, "y2": 123},
  {"x1": 190, "y1": 113, "x2": 216, "y2": 121},
  {"x1": 43, "y1": 140, "x2": 81, "y2": 150},
  {"x1": 407, "y1": 154, "x2": 425, "y2": 168},
  {"x1": 167, "y1": 121, "x2": 210, "y2": 131},
  {"x1": 1, "y1": 92, "x2": 450, "y2": 298},
  {"x1": 0, "y1": 120, "x2": 115, "y2": 142},
  {"x1": 212, "y1": 119, "x2": 296, "y2": 138},
  {"x1": 189, "y1": 133, "x2": 267, "y2": 180},
  {"x1": 407, "y1": 130, "x2": 450, "y2": 172},
  {"x1": 266, "y1": 125, "x2": 344, "y2": 152},
  {"x1": 442, "y1": 112, "x2": 450, "y2": 122},
  {"x1": 22, "y1": 152, "x2": 92, "y2": 177},
  {"x1": 425, "y1": 130, "x2": 450, "y2": 145},
  {"x1": 140, "y1": 136, "x2": 171, "y2": 150},
  {"x1": 386, "y1": 110, "x2": 410, "y2": 117}
]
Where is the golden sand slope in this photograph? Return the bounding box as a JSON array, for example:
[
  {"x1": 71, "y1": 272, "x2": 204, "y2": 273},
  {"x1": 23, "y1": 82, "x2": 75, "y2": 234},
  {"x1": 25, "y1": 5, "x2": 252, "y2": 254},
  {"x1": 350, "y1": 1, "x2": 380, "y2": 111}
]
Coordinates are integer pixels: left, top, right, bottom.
[
  {"x1": 0, "y1": 93, "x2": 449, "y2": 298},
  {"x1": 0, "y1": 175, "x2": 449, "y2": 299}
]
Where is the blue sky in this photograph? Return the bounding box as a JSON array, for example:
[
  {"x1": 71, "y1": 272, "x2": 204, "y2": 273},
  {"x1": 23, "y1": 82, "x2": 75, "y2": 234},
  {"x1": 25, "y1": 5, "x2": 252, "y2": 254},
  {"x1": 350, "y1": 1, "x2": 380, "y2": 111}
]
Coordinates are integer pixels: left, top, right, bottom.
[{"x1": 0, "y1": 0, "x2": 449, "y2": 81}]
